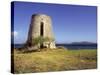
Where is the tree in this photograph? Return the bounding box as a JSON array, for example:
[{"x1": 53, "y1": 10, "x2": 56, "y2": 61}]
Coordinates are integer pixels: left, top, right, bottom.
[
  {"x1": 44, "y1": 37, "x2": 55, "y2": 48},
  {"x1": 32, "y1": 36, "x2": 54, "y2": 48}
]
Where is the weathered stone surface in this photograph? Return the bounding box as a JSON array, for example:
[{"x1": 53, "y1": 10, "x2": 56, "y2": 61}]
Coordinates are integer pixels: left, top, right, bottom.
[{"x1": 26, "y1": 14, "x2": 56, "y2": 49}]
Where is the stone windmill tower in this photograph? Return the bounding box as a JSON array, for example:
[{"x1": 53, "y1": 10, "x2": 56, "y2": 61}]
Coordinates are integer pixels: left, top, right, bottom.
[{"x1": 26, "y1": 14, "x2": 56, "y2": 50}]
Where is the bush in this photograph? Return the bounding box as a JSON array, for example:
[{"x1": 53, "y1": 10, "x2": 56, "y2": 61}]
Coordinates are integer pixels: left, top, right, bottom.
[{"x1": 57, "y1": 46, "x2": 67, "y2": 50}]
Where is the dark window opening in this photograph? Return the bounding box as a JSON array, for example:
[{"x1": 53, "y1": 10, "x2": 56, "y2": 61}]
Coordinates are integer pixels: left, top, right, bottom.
[
  {"x1": 40, "y1": 22, "x2": 44, "y2": 48},
  {"x1": 40, "y1": 22, "x2": 44, "y2": 36},
  {"x1": 28, "y1": 42, "x2": 32, "y2": 47}
]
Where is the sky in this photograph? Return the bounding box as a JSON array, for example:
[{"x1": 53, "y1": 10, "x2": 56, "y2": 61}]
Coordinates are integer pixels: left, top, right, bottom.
[{"x1": 12, "y1": 1, "x2": 97, "y2": 44}]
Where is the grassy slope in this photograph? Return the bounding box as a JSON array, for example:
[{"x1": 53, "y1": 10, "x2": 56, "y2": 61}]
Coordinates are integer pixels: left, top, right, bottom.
[{"x1": 13, "y1": 48, "x2": 97, "y2": 73}]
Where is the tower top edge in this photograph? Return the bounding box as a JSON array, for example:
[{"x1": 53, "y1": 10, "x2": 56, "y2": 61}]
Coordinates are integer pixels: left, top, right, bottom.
[{"x1": 32, "y1": 14, "x2": 51, "y2": 18}]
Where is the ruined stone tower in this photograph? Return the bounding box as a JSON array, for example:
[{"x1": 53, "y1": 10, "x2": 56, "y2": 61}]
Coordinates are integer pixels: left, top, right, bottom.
[{"x1": 26, "y1": 14, "x2": 56, "y2": 50}]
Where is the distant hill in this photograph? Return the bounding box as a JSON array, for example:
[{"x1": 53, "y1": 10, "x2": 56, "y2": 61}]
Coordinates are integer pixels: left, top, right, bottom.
[
  {"x1": 71, "y1": 42, "x2": 97, "y2": 45},
  {"x1": 56, "y1": 41, "x2": 97, "y2": 45}
]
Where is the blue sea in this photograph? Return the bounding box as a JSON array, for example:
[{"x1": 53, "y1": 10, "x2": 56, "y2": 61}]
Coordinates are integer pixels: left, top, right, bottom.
[
  {"x1": 56, "y1": 44, "x2": 97, "y2": 50},
  {"x1": 13, "y1": 44, "x2": 97, "y2": 50}
]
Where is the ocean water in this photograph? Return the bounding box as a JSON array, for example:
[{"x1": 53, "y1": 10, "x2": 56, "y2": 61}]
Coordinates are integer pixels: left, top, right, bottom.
[
  {"x1": 56, "y1": 44, "x2": 97, "y2": 50},
  {"x1": 13, "y1": 44, "x2": 97, "y2": 50}
]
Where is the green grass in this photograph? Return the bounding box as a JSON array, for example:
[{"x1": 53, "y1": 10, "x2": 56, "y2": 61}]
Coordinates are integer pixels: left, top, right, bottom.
[{"x1": 12, "y1": 48, "x2": 97, "y2": 73}]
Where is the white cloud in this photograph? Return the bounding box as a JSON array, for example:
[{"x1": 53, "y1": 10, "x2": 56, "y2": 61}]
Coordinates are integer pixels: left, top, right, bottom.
[{"x1": 12, "y1": 31, "x2": 18, "y2": 37}]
